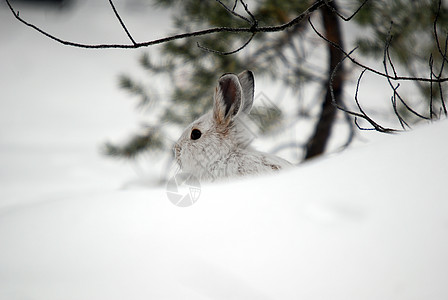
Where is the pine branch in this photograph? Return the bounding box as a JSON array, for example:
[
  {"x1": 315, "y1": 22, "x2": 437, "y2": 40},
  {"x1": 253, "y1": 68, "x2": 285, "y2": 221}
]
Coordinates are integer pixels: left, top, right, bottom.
[
  {"x1": 103, "y1": 128, "x2": 164, "y2": 159},
  {"x1": 118, "y1": 75, "x2": 152, "y2": 109}
]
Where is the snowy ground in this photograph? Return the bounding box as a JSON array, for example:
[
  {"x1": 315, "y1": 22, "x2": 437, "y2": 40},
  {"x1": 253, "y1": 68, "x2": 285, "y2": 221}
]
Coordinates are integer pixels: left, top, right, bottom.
[
  {"x1": 1, "y1": 119, "x2": 447, "y2": 300},
  {"x1": 1, "y1": 1, "x2": 447, "y2": 299}
]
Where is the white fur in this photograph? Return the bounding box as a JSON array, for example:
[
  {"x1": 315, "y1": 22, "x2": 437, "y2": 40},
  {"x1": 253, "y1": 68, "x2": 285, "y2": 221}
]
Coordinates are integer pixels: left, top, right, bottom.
[{"x1": 174, "y1": 70, "x2": 291, "y2": 181}]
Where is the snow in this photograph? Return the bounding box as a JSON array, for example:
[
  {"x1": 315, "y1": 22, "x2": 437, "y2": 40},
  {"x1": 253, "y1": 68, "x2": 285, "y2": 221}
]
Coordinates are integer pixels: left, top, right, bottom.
[
  {"x1": 1, "y1": 120, "x2": 448, "y2": 300},
  {"x1": 1, "y1": 1, "x2": 448, "y2": 299}
]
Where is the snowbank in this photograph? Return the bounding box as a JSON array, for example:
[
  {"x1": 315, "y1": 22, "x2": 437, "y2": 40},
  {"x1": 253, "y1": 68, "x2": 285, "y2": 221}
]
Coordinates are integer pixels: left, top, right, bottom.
[{"x1": 1, "y1": 120, "x2": 447, "y2": 300}]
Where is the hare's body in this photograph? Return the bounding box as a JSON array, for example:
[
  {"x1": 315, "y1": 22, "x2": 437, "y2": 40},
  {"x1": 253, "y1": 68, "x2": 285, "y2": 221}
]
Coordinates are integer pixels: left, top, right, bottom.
[
  {"x1": 200, "y1": 148, "x2": 291, "y2": 181},
  {"x1": 174, "y1": 70, "x2": 291, "y2": 181}
]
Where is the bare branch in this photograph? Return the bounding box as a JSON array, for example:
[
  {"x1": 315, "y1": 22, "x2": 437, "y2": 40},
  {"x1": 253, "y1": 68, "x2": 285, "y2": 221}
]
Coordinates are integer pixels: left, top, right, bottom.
[{"x1": 5, "y1": 0, "x2": 326, "y2": 49}]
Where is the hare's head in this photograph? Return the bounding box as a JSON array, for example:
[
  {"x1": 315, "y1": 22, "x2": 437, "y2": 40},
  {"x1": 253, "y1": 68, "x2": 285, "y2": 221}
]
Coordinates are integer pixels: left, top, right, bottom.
[{"x1": 174, "y1": 70, "x2": 255, "y2": 177}]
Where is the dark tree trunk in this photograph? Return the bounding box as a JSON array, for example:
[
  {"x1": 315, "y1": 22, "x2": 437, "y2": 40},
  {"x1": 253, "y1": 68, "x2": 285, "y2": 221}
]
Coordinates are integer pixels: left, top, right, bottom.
[{"x1": 304, "y1": 1, "x2": 344, "y2": 159}]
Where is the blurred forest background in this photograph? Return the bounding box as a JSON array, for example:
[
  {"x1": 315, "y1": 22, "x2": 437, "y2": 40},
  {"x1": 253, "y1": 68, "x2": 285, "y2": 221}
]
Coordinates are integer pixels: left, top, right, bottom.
[{"x1": 101, "y1": 0, "x2": 447, "y2": 166}]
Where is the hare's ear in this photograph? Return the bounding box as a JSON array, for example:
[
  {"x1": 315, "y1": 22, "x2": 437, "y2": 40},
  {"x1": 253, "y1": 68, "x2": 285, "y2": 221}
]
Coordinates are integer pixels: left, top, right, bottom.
[
  {"x1": 213, "y1": 73, "x2": 243, "y2": 125},
  {"x1": 238, "y1": 70, "x2": 254, "y2": 114}
]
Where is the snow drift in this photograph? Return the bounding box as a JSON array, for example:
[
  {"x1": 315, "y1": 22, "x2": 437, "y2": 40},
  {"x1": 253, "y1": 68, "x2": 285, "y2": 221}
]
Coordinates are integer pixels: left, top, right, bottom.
[{"x1": 1, "y1": 120, "x2": 447, "y2": 300}]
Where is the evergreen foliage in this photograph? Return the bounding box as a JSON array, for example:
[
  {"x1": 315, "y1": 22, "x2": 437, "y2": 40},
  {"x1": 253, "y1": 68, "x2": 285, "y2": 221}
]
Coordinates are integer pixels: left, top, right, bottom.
[{"x1": 103, "y1": 126, "x2": 164, "y2": 159}]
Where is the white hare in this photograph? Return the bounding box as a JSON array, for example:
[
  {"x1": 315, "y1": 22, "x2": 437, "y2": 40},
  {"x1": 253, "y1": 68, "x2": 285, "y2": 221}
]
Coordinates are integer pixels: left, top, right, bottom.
[{"x1": 174, "y1": 70, "x2": 291, "y2": 181}]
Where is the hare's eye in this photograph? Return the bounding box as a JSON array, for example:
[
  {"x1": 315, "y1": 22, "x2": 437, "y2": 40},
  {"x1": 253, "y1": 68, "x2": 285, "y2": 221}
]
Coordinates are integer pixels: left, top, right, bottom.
[{"x1": 191, "y1": 129, "x2": 202, "y2": 140}]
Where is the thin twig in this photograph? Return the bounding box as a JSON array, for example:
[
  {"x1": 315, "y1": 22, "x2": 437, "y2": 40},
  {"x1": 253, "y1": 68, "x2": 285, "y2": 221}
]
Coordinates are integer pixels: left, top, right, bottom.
[
  {"x1": 383, "y1": 29, "x2": 407, "y2": 130},
  {"x1": 384, "y1": 23, "x2": 398, "y2": 78},
  {"x1": 433, "y1": 4, "x2": 448, "y2": 116},
  {"x1": 197, "y1": 32, "x2": 256, "y2": 55},
  {"x1": 323, "y1": 0, "x2": 369, "y2": 22},
  {"x1": 108, "y1": 0, "x2": 137, "y2": 45},
  {"x1": 382, "y1": 26, "x2": 429, "y2": 122},
  {"x1": 240, "y1": 0, "x2": 257, "y2": 29},
  {"x1": 353, "y1": 70, "x2": 396, "y2": 133},
  {"x1": 308, "y1": 17, "x2": 448, "y2": 83},
  {"x1": 329, "y1": 48, "x2": 396, "y2": 133},
  {"x1": 232, "y1": 0, "x2": 238, "y2": 11},
  {"x1": 354, "y1": 117, "x2": 375, "y2": 131},
  {"x1": 339, "y1": 98, "x2": 356, "y2": 149},
  {"x1": 215, "y1": 0, "x2": 252, "y2": 24},
  {"x1": 433, "y1": 0, "x2": 448, "y2": 64},
  {"x1": 429, "y1": 54, "x2": 435, "y2": 118}
]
